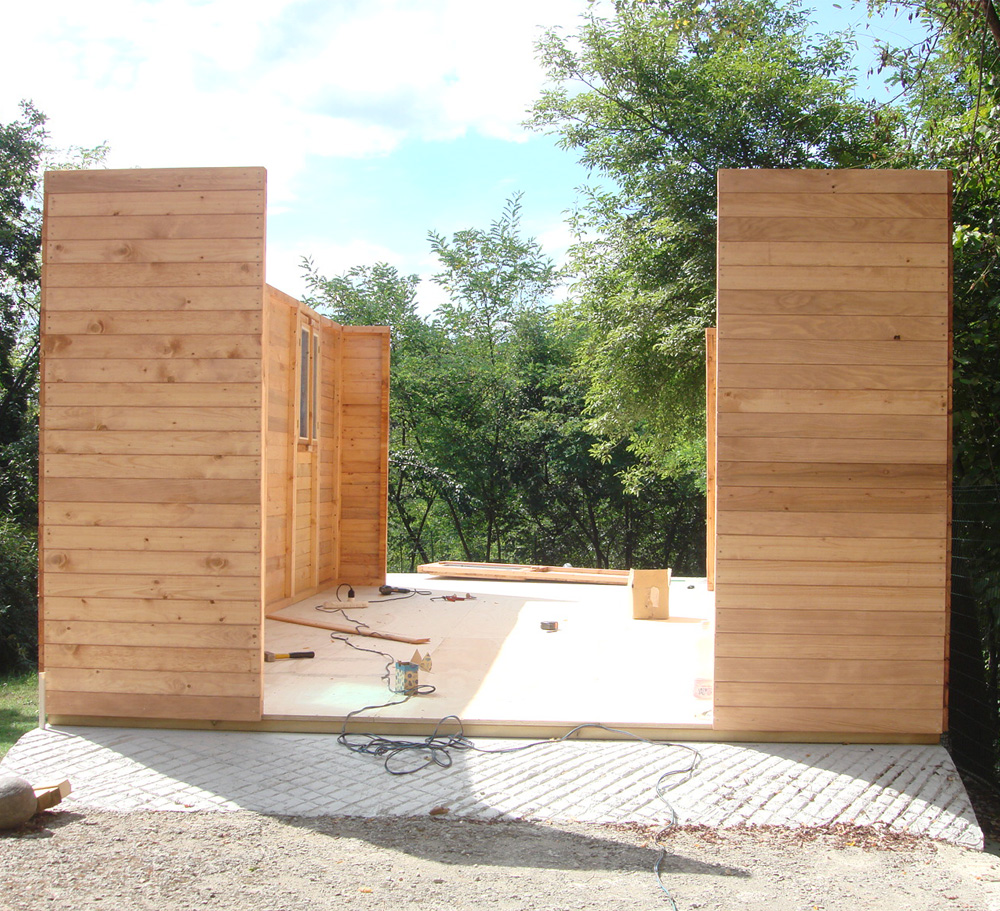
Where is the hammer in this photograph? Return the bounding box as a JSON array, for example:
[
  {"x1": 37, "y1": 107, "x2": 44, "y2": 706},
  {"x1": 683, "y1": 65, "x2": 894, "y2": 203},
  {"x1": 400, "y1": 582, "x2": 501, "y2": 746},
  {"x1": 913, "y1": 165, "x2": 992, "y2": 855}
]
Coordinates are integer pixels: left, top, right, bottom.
[{"x1": 264, "y1": 650, "x2": 315, "y2": 662}]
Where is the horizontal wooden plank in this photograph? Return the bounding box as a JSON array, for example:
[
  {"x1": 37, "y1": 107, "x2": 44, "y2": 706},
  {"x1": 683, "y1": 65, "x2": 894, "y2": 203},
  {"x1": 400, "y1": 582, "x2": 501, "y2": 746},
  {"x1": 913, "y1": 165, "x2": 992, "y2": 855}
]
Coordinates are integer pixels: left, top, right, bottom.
[
  {"x1": 44, "y1": 167, "x2": 266, "y2": 194},
  {"x1": 713, "y1": 705, "x2": 942, "y2": 734},
  {"x1": 717, "y1": 535, "x2": 945, "y2": 564},
  {"x1": 45, "y1": 262, "x2": 262, "y2": 288},
  {"x1": 718, "y1": 242, "x2": 948, "y2": 268},
  {"x1": 718, "y1": 265, "x2": 947, "y2": 293},
  {"x1": 715, "y1": 289, "x2": 949, "y2": 317},
  {"x1": 44, "y1": 383, "x2": 260, "y2": 408},
  {"x1": 714, "y1": 682, "x2": 942, "y2": 710},
  {"x1": 719, "y1": 315, "x2": 947, "y2": 341},
  {"x1": 716, "y1": 436, "x2": 946, "y2": 464},
  {"x1": 44, "y1": 549, "x2": 260, "y2": 577},
  {"x1": 44, "y1": 525, "x2": 260, "y2": 554},
  {"x1": 717, "y1": 413, "x2": 947, "y2": 441},
  {"x1": 43, "y1": 595, "x2": 260, "y2": 624},
  {"x1": 45, "y1": 213, "x2": 264, "y2": 241},
  {"x1": 44, "y1": 430, "x2": 260, "y2": 456},
  {"x1": 44, "y1": 690, "x2": 261, "y2": 722},
  {"x1": 43, "y1": 406, "x2": 260, "y2": 432},
  {"x1": 715, "y1": 607, "x2": 945, "y2": 636},
  {"x1": 44, "y1": 310, "x2": 260, "y2": 336},
  {"x1": 46, "y1": 189, "x2": 265, "y2": 218},
  {"x1": 717, "y1": 461, "x2": 946, "y2": 489},
  {"x1": 42, "y1": 501, "x2": 260, "y2": 529},
  {"x1": 44, "y1": 454, "x2": 261, "y2": 481},
  {"x1": 714, "y1": 657, "x2": 943, "y2": 686},
  {"x1": 42, "y1": 335, "x2": 261, "y2": 360},
  {"x1": 44, "y1": 477, "x2": 261, "y2": 504},
  {"x1": 44, "y1": 667, "x2": 259, "y2": 698},
  {"x1": 718, "y1": 216, "x2": 949, "y2": 244},
  {"x1": 44, "y1": 357, "x2": 260, "y2": 384},
  {"x1": 43, "y1": 643, "x2": 258, "y2": 673},
  {"x1": 719, "y1": 340, "x2": 944, "y2": 366},
  {"x1": 43, "y1": 285, "x2": 262, "y2": 311},
  {"x1": 718, "y1": 192, "x2": 948, "y2": 219},
  {"x1": 717, "y1": 169, "x2": 949, "y2": 195},
  {"x1": 715, "y1": 509, "x2": 945, "y2": 539},
  {"x1": 714, "y1": 633, "x2": 944, "y2": 660},
  {"x1": 46, "y1": 238, "x2": 263, "y2": 265},
  {"x1": 720, "y1": 559, "x2": 944, "y2": 587},
  {"x1": 714, "y1": 583, "x2": 944, "y2": 611},
  {"x1": 718, "y1": 389, "x2": 946, "y2": 414},
  {"x1": 43, "y1": 619, "x2": 259, "y2": 648},
  {"x1": 716, "y1": 362, "x2": 949, "y2": 390},
  {"x1": 716, "y1": 486, "x2": 945, "y2": 514}
]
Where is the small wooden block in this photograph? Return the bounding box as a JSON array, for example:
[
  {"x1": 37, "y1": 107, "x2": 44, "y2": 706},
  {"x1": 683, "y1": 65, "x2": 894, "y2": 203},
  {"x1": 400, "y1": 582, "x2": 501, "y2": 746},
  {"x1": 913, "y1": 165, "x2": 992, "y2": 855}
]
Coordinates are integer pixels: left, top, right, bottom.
[
  {"x1": 628, "y1": 569, "x2": 671, "y2": 620},
  {"x1": 34, "y1": 780, "x2": 71, "y2": 812}
]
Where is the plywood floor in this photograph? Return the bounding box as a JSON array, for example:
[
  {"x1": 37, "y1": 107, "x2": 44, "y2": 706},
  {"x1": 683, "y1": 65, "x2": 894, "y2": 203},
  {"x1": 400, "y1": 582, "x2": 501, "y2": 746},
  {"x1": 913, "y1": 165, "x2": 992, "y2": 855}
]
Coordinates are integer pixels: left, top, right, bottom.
[{"x1": 263, "y1": 572, "x2": 715, "y2": 733}]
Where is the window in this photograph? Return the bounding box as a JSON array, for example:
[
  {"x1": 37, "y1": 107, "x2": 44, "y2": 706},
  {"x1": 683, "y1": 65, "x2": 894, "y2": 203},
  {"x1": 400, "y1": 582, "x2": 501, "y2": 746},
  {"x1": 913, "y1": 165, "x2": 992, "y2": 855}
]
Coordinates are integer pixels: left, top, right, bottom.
[{"x1": 298, "y1": 325, "x2": 321, "y2": 443}]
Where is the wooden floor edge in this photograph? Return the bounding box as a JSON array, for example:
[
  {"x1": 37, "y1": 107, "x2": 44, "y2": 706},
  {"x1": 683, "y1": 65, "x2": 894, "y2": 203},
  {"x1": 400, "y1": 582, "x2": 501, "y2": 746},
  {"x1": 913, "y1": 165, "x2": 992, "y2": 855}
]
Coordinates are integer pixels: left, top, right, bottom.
[{"x1": 44, "y1": 715, "x2": 940, "y2": 745}]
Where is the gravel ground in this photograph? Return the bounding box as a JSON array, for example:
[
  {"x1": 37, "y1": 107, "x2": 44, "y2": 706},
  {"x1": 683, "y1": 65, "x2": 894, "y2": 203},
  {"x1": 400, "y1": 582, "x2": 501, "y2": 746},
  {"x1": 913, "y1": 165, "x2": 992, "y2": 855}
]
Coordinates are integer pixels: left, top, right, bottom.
[{"x1": 2, "y1": 809, "x2": 999, "y2": 911}]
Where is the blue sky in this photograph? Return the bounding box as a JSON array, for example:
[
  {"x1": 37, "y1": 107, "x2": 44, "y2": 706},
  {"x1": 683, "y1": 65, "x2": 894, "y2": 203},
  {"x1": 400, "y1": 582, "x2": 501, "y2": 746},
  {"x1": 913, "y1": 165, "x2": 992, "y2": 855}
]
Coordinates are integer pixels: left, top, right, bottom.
[{"x1": 2, "y1": 1, "x2": 927, "y2": 311}]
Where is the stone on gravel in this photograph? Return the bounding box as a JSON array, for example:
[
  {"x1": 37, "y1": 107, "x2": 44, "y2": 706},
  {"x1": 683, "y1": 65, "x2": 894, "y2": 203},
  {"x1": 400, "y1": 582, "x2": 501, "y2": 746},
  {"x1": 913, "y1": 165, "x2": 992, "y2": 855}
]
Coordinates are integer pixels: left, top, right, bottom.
[{"x1": 0, "y1": 774, "x2": 36, "y2": 829}]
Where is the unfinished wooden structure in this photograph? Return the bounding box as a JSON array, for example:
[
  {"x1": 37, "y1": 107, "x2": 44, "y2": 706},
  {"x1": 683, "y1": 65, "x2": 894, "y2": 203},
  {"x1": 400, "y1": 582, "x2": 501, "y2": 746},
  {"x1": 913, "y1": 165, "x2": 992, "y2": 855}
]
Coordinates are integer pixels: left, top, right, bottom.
[
  {"x1": 711, "y1": 169, "x2": 951, "y2": 737},
  {"x1": 39, "y1": 167, "x2": 389, "y2": 723}
]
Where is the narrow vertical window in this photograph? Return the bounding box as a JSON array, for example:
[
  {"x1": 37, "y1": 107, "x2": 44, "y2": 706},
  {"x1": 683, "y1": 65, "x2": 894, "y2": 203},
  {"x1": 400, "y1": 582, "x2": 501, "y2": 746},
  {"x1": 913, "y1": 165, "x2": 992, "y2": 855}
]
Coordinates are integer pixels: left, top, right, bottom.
[
  {"x1": 299, "y1": 327, "x2": 310, "y2": 440},
  {"x1": 312, "y1": 333, "x2": 320, "y2": 440}
]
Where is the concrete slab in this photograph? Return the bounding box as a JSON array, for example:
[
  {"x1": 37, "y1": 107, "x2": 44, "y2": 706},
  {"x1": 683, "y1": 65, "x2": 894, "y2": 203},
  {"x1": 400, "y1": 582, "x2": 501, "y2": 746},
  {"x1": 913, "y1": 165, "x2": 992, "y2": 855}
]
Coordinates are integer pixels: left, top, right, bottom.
[{"x1": 1, "y1": 726, "x2": 983, "y2": 849}]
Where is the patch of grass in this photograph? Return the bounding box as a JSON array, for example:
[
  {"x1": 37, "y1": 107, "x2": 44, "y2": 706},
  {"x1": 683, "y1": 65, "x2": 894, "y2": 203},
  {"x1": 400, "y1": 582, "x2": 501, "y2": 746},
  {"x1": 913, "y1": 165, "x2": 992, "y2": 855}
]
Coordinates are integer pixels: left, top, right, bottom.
[{"x1": 0, "y1": 670, "x2": 38, "y2": 759}]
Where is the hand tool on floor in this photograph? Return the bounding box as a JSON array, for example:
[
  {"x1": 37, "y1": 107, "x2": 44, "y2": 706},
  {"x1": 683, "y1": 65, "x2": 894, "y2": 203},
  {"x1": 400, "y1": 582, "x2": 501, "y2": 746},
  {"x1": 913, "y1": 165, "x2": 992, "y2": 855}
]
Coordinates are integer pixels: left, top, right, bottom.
[{"x1": 264, "y1": 650, "x2": 315, "y2": 662}]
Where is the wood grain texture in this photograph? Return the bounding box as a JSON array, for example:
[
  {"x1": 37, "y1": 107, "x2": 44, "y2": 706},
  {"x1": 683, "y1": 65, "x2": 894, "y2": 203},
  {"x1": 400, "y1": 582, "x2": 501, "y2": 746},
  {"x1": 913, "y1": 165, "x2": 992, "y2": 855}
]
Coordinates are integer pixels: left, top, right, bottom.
[
  {"x1": 718, "y1": 216, "x2": 949, "y2": 244},
  {"x1": 46, "y1": 190, "x2": 264, "y2": 217},
  {"x1": 716, "y1": 289, "x2": 948, "y2": 316},
  {"x1": 39, "y1": 166, "x2": 266, "y2": 723},
  {"x1": 714, "y1": 583, "x2": 944, "y2": 611},
  {"x1": 714, "y1": 168, "x2": 950, "y2": 736},
  {"x1": 718, "y1": 192, "x2": 947, "y2": 219},
  {"x1": 44, "y1": 166, "x2": 266, "y2": 194},
  {"x1": 717, "y1": 169, "x2": 950, "y2": 195},
  {"x1": 718, "y1": 389, "x2": 946, "y2": 414},
  {"x1": 43, "y1": 691, "x2": 261, "y2": 722}
]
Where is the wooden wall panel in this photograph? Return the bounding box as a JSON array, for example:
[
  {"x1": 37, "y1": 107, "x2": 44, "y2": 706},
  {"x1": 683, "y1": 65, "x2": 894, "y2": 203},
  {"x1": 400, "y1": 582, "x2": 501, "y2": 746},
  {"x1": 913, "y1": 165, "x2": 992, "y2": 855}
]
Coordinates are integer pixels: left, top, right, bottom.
[
  {"x1": 713, "y1": 169, "x2": 951, "y2": 736},
  {"x1": 260, "y1": 293, "x2": 386, "y2": 604},
  {"x1": 40, "y1": 167, "x2": 266, "y2": 723},
  {"x1": 337, "y1": 328, "x2": 390, "y2": 586}
]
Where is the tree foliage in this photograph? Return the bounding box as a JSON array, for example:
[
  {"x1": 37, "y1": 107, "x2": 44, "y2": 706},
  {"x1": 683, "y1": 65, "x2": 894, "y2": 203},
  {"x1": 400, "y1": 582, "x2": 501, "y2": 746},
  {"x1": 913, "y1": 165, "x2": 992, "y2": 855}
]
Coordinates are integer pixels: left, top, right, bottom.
[
  {"x1": 529, "y1": 0, "x2": 899, "y2": 481},
  {"x1": 305, "y1": 198, "x2": 705, "y2": 574}
]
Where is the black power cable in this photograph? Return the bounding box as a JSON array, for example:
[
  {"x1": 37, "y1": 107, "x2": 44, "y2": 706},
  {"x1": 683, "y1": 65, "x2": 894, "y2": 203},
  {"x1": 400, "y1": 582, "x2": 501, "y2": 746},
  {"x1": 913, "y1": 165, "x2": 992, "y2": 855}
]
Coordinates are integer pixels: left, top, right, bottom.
[{"x1": 327, "y1": 608, "x2": 700, "y2": 909}]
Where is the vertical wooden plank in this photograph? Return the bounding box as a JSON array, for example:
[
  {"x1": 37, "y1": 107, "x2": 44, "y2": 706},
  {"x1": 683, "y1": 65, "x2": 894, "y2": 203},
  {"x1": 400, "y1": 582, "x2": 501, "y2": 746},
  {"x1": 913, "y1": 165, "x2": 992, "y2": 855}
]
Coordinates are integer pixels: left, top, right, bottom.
[{"x1": 706, "y1": 328, "x2": 717, "y2": 592}]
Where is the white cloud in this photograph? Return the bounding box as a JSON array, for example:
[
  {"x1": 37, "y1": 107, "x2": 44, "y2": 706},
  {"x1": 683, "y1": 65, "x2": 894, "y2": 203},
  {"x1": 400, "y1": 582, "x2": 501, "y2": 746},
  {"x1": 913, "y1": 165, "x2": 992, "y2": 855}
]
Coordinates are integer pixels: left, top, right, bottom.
[{"x1": 2, "y1": 0, "x2": 587, "y2": 189}]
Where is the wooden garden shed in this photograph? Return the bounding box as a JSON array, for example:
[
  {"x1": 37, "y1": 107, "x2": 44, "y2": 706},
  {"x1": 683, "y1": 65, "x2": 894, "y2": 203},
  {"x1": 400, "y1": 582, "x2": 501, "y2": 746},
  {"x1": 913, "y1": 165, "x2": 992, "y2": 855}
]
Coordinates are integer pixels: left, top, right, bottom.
[
  {"x1": 38, "y1": 167, "x2": 389, "y2": 723},
  {"x1": 36, "y1": 165, "x2": 951, "y2": 743}
]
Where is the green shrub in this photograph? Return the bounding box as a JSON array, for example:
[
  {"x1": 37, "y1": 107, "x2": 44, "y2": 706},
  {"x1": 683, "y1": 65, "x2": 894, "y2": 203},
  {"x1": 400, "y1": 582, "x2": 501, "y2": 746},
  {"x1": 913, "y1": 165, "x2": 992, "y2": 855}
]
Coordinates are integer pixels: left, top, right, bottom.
[{"x1": 0, "y1": 514, "x2": 36, "y2": 674}]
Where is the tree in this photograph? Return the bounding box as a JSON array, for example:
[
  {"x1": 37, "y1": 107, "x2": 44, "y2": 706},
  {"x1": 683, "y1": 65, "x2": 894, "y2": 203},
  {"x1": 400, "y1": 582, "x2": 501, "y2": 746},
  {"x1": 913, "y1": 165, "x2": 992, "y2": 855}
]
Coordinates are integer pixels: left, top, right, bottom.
[
  {"x1": 529, "y1": 0, "x2": 899, "y2": 482},
  {"x1": 305, "y1": 198, "x2": 707, "y2": 572},
  {"x1": 0, "y1": 102, "x2": 46, "y2": 671},
  {"x1": 0, "y1": 103, "x2": 106, "y2": 671}
]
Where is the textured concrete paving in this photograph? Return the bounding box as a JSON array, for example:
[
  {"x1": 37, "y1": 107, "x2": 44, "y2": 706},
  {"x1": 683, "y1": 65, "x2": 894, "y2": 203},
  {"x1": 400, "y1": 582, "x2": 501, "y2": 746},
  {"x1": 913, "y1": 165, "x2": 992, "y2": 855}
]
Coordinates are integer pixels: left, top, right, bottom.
[{"x1": 2, "y1": 725, "x2": 982, "y2": 849}]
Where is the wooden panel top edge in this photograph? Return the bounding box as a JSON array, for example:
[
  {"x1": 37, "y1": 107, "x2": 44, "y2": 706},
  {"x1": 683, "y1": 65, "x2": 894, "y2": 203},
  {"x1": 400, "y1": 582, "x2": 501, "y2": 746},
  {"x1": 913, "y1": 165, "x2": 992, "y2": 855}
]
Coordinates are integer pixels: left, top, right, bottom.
[
  {"x1": 342, "y1": 325, "x2": 391, "y2": 337},
  {"x1": 266, "y1": 284, "x2": 343, "y2": 331},
  {"x1": 717, "y1": 168, "x2": 951, "y2": 195},
  {"x1": 44, "y1": 167, "x2": 267, "y2": 194}
]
